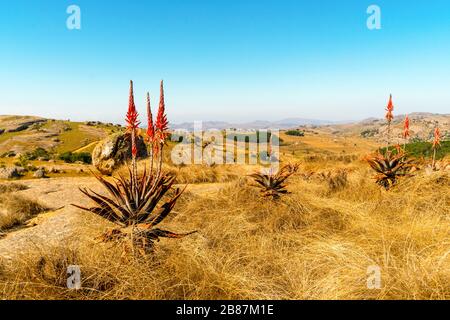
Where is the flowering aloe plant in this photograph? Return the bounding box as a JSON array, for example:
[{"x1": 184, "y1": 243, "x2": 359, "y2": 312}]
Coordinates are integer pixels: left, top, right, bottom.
[{"x1": 73, "y1": 80, "x2": 196, "y2": 254}]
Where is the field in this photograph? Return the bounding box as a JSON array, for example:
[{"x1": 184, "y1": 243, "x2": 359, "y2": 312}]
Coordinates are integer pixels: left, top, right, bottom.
[{"x1": 0, "y1": 127, "x2": 448, "y2": 300}]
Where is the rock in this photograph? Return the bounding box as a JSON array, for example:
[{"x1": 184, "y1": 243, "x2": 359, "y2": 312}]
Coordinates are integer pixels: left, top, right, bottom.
[
  {"x1": 48, "y1": 167, "x2": 60, "y2": 174},
  {"x1": 14, "y1": 166, "x2": 26, "y2": 175},
  {"x1": 0, "y1": 167, "x2": 21, "y2": 179},
  {"x1": 33, "y1": 169, "x2": 47, "y2": 179},
  {"x1": 92, "y1": 132, "x2": 148, "y2": 175},
  {"x1": 76, "y1": 168, "x2": 84, "y2": 174}
]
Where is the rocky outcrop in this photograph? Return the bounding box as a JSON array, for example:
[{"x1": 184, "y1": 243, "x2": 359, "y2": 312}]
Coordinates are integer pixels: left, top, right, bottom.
[
  {"x1": 0, "y1": 167, "x2": 21, "y2": 179},
  {"x1": 92, "y1": 132, "x2": 148, "y2": 175}
]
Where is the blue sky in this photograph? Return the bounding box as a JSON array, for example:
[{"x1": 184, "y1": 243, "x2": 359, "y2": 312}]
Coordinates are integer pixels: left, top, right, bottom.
[{"x1": 0, "y1": 0, "x2": 449, "y2": 124}]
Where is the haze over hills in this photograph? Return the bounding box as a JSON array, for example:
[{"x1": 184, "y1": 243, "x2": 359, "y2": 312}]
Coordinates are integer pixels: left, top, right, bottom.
[
  {"x1": 171, "y1": 113, "x2": 449, "y2": 132},
  {"x1": 0, "y1": 112, "x2": 448, "y2": 155},
  {"x1": 171, "y1": 118, "x2": 336, "y2": 131}
]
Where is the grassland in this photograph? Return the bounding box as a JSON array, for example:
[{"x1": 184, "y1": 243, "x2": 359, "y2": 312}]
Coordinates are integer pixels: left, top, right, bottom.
[{"x1": 0, "y1": 130, "x2": 448, "y2": 299}]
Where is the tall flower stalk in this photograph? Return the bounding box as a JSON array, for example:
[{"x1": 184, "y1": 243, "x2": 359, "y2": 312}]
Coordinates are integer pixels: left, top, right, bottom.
[
  {"x1": 403, "y1": 114, "x2": 410, "y2": 150},
  {"x1": 146, "y1": 92, "x2": 155, "y2": 176},
  {"x1": 385, "y1": 94, "x2": 394, "y2": 147},
  {"x1": 126, "y1": 80, "x2": 140, "y2": 200},
  {"x1": 154, "y1": 80, "x2": 169, "y2": 182},
  {"x1": 432, "y1": 126, "x2": 441, "y2": 170}
]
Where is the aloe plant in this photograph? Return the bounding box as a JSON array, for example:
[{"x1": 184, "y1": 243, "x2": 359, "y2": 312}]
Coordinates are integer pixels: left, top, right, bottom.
[
  {"x1": 365, "y1": 148, "x2": 413, "y2": 189},
  {"x1": 249, "y1": 164, "x2": 299, "y2": 199},
  {"x1": 73, "y1": 81, "x2": 195, "y2": 254}
]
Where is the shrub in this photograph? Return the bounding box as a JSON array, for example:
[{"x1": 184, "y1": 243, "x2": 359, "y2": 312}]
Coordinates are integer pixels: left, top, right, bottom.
[
  {"x1": 58, "y1": 152, "x2": 92, "y2": 164},
  {"x1": 26, "y1": 148, "x2": 51, "y2": 161},
  {"x1": 285, "y1": 129, "x2": 305, "y2": 137},
  {"x1": 360, "y1": 128, "x2": 378, "y2": 138}
]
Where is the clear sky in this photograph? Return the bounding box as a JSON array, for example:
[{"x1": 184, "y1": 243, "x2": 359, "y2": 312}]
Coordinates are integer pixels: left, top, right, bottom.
[{"x1": 0, "y1": 0, "x2": 449, "y2": 124}]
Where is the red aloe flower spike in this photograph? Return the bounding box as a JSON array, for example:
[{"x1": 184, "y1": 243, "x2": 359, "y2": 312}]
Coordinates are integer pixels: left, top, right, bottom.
[
  {"x1": 403, "y1": 115, "x2": 410, "y2": 139},
  {"x1": 432, "y1": 126, "x2": 441, "y2": 170},
  {"x1": 155, "y1": 80, "x2": 169, "y2": 143},
  {"x1": 126, "y1": 80, "x2": 140, "y2": 132},
  {"x1": 385, "y1": 94, "x2": 394, "y2": 122},
  {"x1": 433, "y1": 127, "x2": 441, "y2": 148},
  {"x1": 146, "y1": 92, "x2": 155, "y2": 142}
]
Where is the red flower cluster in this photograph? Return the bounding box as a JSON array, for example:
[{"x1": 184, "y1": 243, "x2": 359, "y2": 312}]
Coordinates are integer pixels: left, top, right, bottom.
[
  {"x1": 146, "y1": 92, "x2": 154, "y2": 142},
  {"x1": 146, "y1": 80, "x2": 169, "y2": 154},
  {"x1": 155, "y1": 80, "x2": 169, "y2": 143},
  {"x1": 124, "y1": 80, "x2": 170, "y2": 158},
  {"x1": 126, "y1": 80, "x2": 140, "y2": 132},
  {"x1": 126, "y1": 80, "x2": 140, "y2": 157},
  {"x1": 385, "y1": 94, "x2": 394, "y2": 122},
  {"x1": 433, "y1": 127, "x2": 441, "y2": 148},
  {"x1": 403, "y1": 115, "x2": 410, "y2": 139}
]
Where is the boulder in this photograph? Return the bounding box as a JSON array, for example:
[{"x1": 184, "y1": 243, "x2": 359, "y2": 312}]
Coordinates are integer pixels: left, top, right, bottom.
[
  {"x1": 33, "y1": 169, "x2": 46, "y2": 179},
  {"x1": 0, "y1": 167, "x2": 21, "y2": 179},
  {"x1": 14, "y1": 166, "x2": 26, "y2": 175},
  {"x1": 48, "y1": 167, "x2": 60, "y2": 174},
  {"x1": 92, "y1": 132, "x2": 148, "y2": 175}
]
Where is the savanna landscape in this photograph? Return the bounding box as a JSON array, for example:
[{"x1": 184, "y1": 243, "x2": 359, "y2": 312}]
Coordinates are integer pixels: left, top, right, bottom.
[
  {"x1": 1, "y1": 1, "x2": 450, "y2": 304},
  {"x1": 0, "y1": 81, "x2": 448, "y2": 300}
]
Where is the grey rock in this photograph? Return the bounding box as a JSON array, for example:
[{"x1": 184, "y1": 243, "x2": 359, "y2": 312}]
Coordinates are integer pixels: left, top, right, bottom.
[
  {"x1": 0, "y1": 167, "x2": 21, "y2": 179},
  {"x1": 14, "y1": 166, "x2": 26, "y2": 175},
  {"x1": 33, "y1": 169, "x2": 46, "y2": 179},
  {"x1": 92, "y1": 132, "x2": 148, "y2": 175},
  {"x1": 48, "y1": 167, "x2": 60, "y2": 174}
]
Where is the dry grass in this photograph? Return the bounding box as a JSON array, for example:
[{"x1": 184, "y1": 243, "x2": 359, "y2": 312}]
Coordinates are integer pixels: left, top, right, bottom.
[
  {"x1": 0, "y1": 184, "x2": 48, "y2": 232},
  {"x1": 167, "y1": 164, "x2": 240, "y2": 184},
  {"x1": 0, "y1": 183, "x2": 28, "y2": 194},
  {"x1": 0, "y1": 161, "x2": 448, "y2": 300}
]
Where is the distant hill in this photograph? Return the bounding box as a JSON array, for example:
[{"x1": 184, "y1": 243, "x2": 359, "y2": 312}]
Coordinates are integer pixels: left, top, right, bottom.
[
  {"x1": 171, "y1": 118, "x2": 333, "y2": 131},
  {"x1": 0, "y1": 116, "x2": 120, "y2": 156},
  {"x1": 316, "y1": 112, "x2": 450, "y2": 144}
]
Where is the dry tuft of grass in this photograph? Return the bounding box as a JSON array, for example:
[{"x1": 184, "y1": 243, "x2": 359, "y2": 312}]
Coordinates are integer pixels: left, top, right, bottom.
[
  {"x1": 0, "y1": 192, "x2": 48, "y2": 232},
  {"x1": 0, "y1": 183, "x2": 28, "y2": 194}
]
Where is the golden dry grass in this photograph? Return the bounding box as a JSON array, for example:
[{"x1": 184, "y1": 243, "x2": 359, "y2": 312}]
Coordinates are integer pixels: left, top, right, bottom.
[
  {"x1": 0, "y1": 159, "x2": 448, "y2": 300},
  {"x1": 0, "y1": 183, "x2": 49, "y2": 232}
]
